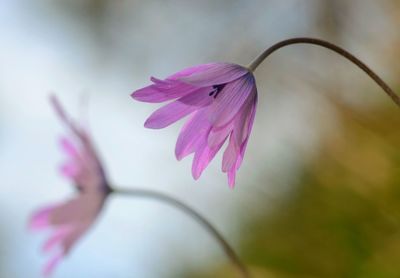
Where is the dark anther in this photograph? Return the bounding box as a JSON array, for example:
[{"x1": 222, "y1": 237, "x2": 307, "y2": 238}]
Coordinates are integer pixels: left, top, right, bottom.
[{"x1": 211, "y1": 84, "x2": 226, "y2": 98}]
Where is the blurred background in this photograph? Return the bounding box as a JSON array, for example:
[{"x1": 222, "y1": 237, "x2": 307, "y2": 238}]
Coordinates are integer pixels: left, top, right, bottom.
[{"x1": 0, "y1": 0, "x2": 399, "y2": 277}]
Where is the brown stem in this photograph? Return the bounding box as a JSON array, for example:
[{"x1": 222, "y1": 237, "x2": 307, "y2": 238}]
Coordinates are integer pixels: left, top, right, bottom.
[
  {"x1": 112, "y1": 187, "x2": 250, "y2": 278},
  {"x1": 247, "y1": 37, "x2": 400, "y2": 107}
]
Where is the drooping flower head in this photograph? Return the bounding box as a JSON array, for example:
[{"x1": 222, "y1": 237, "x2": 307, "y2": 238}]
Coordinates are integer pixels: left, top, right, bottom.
[
  {"x1": 29, "y1": 96, "x2": 110, "y2": 276},
  {"x1": 131, "y1": 63, "x2": 257, "y2": 187}
]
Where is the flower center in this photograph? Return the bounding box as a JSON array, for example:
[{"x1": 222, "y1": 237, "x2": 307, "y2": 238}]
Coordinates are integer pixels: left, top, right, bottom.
[{"x1": 209, "y1": 84, "x2": 226, "y2": 99}]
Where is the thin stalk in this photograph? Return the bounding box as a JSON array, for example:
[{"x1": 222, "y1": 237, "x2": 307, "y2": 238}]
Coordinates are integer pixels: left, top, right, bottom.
[
  {"x1": 112, "y1": 187, "x2": 250, "y2": 278},
  {"x1": 247, "y1": 37, "x2": 400, "y2": 107}
]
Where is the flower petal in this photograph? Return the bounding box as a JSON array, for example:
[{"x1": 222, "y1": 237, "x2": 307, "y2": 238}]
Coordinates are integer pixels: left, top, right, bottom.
[
  {"x1": 43, "y1": 252, "x2": 63, "y2": 277},
  {"x1": 132, "y1": 63, "x2": 216, "y2": 102},
  {"x1": 232, "y1": 91, "x2": 257, "y2": 147},
  {"x1": 192, "y1": 138, "x2": 225, "y2": 180},
  {"x1": 62, "y1": 225, "x2": 88, "y2": 254},
  {"x1": 223, "y1": 99, "x2": 257, "y2": 187},
  {"x1": 43, "y1": 228, "x2": 71, "y2": 253},
  {"x1": 222, "y1": 134, "x2": 239, "y2": 173},
  {"x1": 60, "y1": 161, "x2": 79, "y2": 178},
  {"x1": 175, "y1": 110, "x2": 211, "y2": 160},
  {"x1": 60, "y1": 137, "x2": 79, "y2": 158},
  {"x1": 179, "y1": 63, "x2": 249, "y2": 87},
  {"x1": 207, "y1": 122, "x2": 233, "y2": 149},
  {"x1": 144, "y1": 87, "x2": 213, "y2": 129},
  {"x1": 166, "y1": 63, "x2": 218, "y2": 80},
  {"x1": 132, "y1": 77, "x2": 199, "y2": 103},
  {"x1": 228, "y1": 169, "x2": 236, "y2": 188},
  {"x1": 50, "y1": 195, "x2": 103, "y2": 226},
  {"x1": 29, "y1": 206, "x2": 56, "y2": 230},
  {"x1": 209, "y1": 74, "x2": 256, "y2": 128},
  {"x1": 131, "y1": 85, "x2": 174, "y2": 103}
]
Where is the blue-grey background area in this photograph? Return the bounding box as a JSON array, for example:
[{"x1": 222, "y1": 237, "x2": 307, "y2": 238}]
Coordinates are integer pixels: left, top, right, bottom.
[{"x1": 0, "y1": 0, "x2": 399, "y2": 277}]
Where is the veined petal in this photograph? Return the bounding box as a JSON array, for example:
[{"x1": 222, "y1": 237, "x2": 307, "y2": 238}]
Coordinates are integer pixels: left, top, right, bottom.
[
  {"x1": 175, "y1": 110, "x2": 210, "y2": 160},
  {"x1": 222, "y1": 134, "x2": 239, "y2": 173},
  {"x1": 192, "y1": 138, "x2": 225, "y2": 180},
  {"x1": 179, "y1": 63, "x2": 249, "y2": 87},
  {"x1": 225, "y1": 139, "x2": 247, "y2": 188},
  {"x1": 228, "y1": 169, "x2": 236, "y2": 188},
  {"x1": 207, "y1": 122, "x2": 233, "y2": 149},
  {"x1": 233, "y1": 90, "x2": 257, "y2": 147},
  {"x1": 210, "y1": 74, "x2": 256, "y2": 128},
  {"x1": 131, "y1": 85, "x2": 169, "y2": 103},
  {"x1": 167, "y1": 63, "x2": 218, "y2": 80},
  {"x1": 224, "y1": 100, "x2": 257, "y2": 187},
  {"x1": 144, "y1": 87, "x2": 213, "y2": 129},
  {"x1": 237, "y1": 94, "x2": 257, "y2": 169},
  {"x1": 132, "y1": 80, "x2": 199, "y2": 103}
]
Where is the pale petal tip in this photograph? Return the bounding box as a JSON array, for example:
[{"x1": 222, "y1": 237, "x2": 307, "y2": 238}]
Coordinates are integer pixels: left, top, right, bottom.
[
  {"x1": 228, "y1": 171, "x2": 236, "y2": 188},
  {"x1": 143, "y1": 118, "x2": 162, "y2": 129},
  {"x1": 175, "y1": 151, "x2": 184, "y2": 161},
  {"x1": 131, "y1": 88, "x2": 151, "y2": 101},
  {"x1": 28, "y1": 207, "x2": 53, "y2": 231},
  {"x1": 130, "y1": 91, "x2": 139, "y2": 99},
  {"x1": 191, "y1": 168, "x2": 202, "y2": 180},
  {"x1": 59, "y1": 163, "x2": 78, "y2": 179}
]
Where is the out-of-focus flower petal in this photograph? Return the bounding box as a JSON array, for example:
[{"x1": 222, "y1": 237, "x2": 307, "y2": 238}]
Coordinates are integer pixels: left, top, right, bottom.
[
  {"x1": 49, "y1": 195, "x2": 103, "y2": 226},
  {"x1": 60, "y1": 137, "x2": 79, "y2": 158},
  {"x1": 29, "y1": 206, "x2": 56, "y2": 230},
  {"x1": 43, "y1": 252, "x2": 63, "y2": 277},
  {"x1": 60, "y1": 162, "x2": 79, "y2": 178},
  {"x1": 42, "y1": 228, "x2": 71, "y2": 253},
  {"x1": 62, "y1": 225, "x2": 88, "y2": 254},
  {"x1": 30, "y1": 95, "x2": 110, "y2": 276}
]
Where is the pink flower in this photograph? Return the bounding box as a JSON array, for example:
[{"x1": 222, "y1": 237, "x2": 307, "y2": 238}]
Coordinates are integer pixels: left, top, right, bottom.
[
  {"x1": 131, "y1": 63, "x2": 257, "y2": 187},
  {"x1": 29, "y1": 96, "x2": 110, "y2": 276}
]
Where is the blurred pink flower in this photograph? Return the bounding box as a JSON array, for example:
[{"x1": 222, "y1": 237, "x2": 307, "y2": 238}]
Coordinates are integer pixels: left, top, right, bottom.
[
  {"x1": 29, "y1": 96, "x2": 110, "y2": 276},
  {"x1": 132, "y1": 63, "x2": 257, "y2": 187}
]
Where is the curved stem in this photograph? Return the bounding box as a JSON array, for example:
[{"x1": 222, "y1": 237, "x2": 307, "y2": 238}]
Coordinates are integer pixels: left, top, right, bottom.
[
  {"x1": 247, "y1": 37, "x2": 400, "y2": 107},
  {"x1": 111, "y1": 186, "x2": 250, "y2": 278}
]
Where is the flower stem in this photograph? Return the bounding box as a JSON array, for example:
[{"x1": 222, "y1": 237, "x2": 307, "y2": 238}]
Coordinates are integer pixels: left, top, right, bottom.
[
  {"x1": 112, "y1": 186, "x2": 250, "y2": 278},
  {"x1": 247, "y1": 37, "x2": 400, "y2": 107}
]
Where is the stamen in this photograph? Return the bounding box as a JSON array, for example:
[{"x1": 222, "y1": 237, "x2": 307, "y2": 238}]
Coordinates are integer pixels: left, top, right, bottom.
[{"x1": 211, "y1": 84, "x2": 226, "y2": 99}]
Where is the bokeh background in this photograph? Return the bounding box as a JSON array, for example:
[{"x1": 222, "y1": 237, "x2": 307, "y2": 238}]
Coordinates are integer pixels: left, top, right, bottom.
[{"x1": 1, "y1": 0, "x2": 400, "y2": 277}]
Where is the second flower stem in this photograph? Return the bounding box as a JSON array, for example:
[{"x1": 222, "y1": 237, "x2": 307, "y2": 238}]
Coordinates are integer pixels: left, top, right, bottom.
[
  {"x1": 112, "y1": 186, "x2": 250, "y2": 278},
  {"x1": 248, "y1": 37, "x2": 400, "y2": 107}
]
